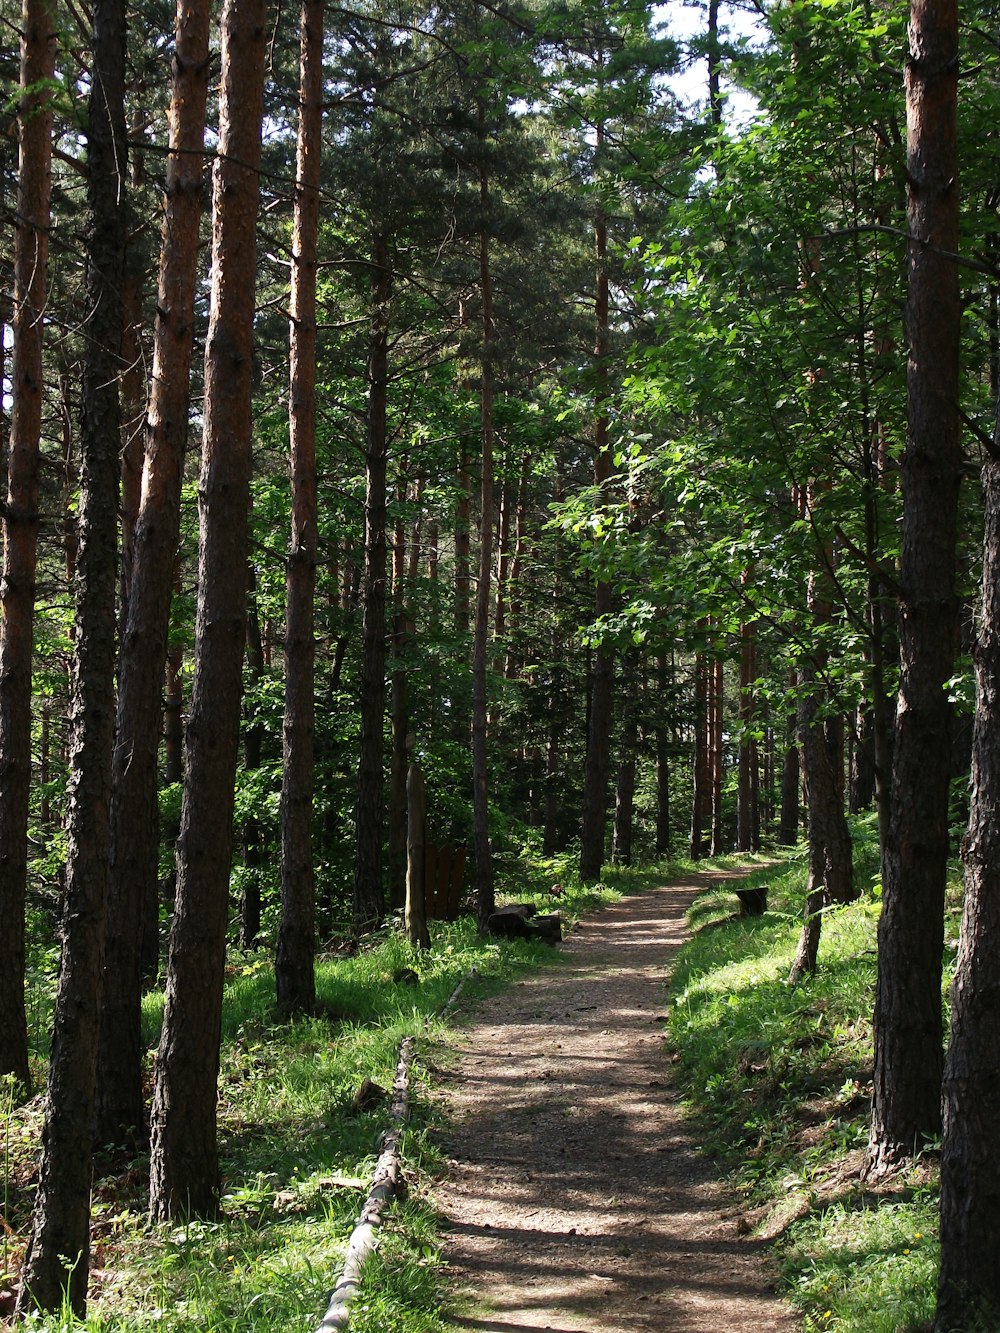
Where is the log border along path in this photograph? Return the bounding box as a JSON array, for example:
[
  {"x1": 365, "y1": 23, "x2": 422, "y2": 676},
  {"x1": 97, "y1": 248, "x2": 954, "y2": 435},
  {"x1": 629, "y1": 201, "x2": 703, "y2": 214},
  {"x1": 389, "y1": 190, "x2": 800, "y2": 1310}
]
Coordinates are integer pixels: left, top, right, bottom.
[{"x1": 432, "y1": 870, "x2": 800, "y2": 1333}]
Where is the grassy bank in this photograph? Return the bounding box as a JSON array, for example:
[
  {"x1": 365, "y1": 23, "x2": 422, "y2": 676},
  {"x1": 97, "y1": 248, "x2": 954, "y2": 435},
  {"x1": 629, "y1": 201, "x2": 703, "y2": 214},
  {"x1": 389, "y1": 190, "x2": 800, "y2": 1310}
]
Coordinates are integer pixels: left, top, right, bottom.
[
  {"x1": 2, "y1": 857, "x2": 658, "y2": 1332},
  {"x1": 5, "y1": 833, "x2": 945, "y2": 1332},
  {"x1": 666, "y1": 817, "x2": 956, "y2": 1333}
]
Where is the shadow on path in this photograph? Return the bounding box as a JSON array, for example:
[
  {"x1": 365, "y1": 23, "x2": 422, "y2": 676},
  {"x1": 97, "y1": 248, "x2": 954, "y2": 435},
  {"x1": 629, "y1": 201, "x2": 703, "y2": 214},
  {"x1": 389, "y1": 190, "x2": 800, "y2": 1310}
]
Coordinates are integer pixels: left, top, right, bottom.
[{"x1": 433, "y1": 872, "x2": 799, "y2": 1333}]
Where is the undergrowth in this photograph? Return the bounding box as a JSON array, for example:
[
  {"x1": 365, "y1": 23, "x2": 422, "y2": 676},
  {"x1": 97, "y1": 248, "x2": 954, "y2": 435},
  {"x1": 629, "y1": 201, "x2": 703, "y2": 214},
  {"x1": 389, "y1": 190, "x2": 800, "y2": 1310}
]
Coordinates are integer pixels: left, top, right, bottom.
[
  {"x1": 1, "y1": 856, "x2": 665, "y2": 1332},
  {"x1": 666, "y1": 814, "x2": 960, "y2": 1333},
  {"x1": 6, "y1": 831, "x2": 953, "y2": 1333}
]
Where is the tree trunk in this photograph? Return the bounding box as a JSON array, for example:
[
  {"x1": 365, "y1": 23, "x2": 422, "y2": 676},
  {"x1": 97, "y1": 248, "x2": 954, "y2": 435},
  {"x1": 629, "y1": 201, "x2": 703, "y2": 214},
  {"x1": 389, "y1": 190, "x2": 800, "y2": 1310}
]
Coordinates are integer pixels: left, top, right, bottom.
[
  {"x1": 388, "y1": 607, "x2": 411, "y2": 912},
  {"x1": 689, "y1": 651, "x2": 709, "y2": 860},
  {"x1": 352, "y1": 232, "x2": 390, "y2": 934},
  {"x1": 405, "y1": 761, "x2": 429, "y2": 950},
  {"x1": 709, "y1": 653, "x2": 724, "y2": 856},
  {"x1": 851, "y1": 701, "x2": 876, "y2": 813},
  {"x1": 868, "y1": 0, "x2": 961, "y2": 1175},
  {"x1": 119, "y1": 247, "x2": 145, "y2": 628},
  {"x1": 579, "y1": 185, "x2": 614, "y2": 883},
  {"x1": 240, "y1": 573, "x2": 265, "y2": 948},
  {"x1": 0, "y1": 0, "x2": 55, "y2": 1095},
  {"x1": 276, "y1": 0, "x2": 323, "y2": 1017},
  {"x1": 95, "y1": 0, "x2": 211, "y2": 1149},
  {"x1": 473, "y1": 160, "x2": 495, "y2": 932},
  {"x1": 148, "y1": 0, "x2": 267, "y2": 1221},
  {"x1": 787, "y1": 683, "x2": 855, "y2": 984},
  {"x1": 737, "y1": 609, "x2": 759, "y2": 852},
  {"x1": 18, "y1": 0, "x2": 126, "y2": 1306},
  {"x1": 164, "y1": 603, "x2": 184, "y2": 788},
  {"x1": 655, "y1": 653, "x2": 672, "y2": 858},
  {"x1": 503, "y1": 454, "x2": 530, "y2": 680},
  {"x1": 493, "y1": 476, "x2": 511, "y2": 654},
  {"x1": 788, "y1": 499, "x2": 856, "y2": 986},
  {"x1": 612, "y1": 654, "x2": 639, "y2": 866},
  {"x1": 543, "y1": 627, "x2": 563, "y2": 855},
  {"x1": 936, "y1": 454, "x2": 1000, "y2": 1331},
  {"x1": 778, "y1": 668, "x2": 800, "y2": 844}
]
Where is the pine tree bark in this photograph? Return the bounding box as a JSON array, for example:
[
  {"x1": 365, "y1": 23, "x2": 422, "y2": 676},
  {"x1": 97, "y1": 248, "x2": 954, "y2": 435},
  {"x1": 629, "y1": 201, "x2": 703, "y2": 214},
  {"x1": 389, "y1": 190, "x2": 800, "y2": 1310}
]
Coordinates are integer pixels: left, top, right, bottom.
[
  {"x1": 240, "y1": 575, "x2": 265, "y2": 949},
  {"x1": 352, "y1": 232, "x2": 391, "y2": 934},
  {"x1": 543, "y1": 626, "x2": 563, "y2": 855},
  {"x1": 579, "y1": 189, "x2": 614, "y2": 882},
  {"x1": 276, "y1": 0, "x2": 323, "y2": 1016},
  {"x1": 738, "y1": 612, "x2": 760, "y2": 853},
  {"x1": 17, "y1": 0, "x2": 126, "y2": 1307},
  {"x1": 689, "y1": 650, "x2": 709, "y2": 860},
  {"x1": 936, "y1": 454, "x2": 1000, "y2": 1332},
  {"x1": 388, "y1": 606, "x2": 412, "y2": 911},
  {"x1": 788, "y1": 676, "x2": 855, "y2": 984},
  {"x1": 148, "y1": 0, "x2": 267, "y2": 1221},
  {"x1": 788, "y1": 503, "x2": 855, "y2": 985},
  {"x1": 868, "y1": 0, "x2": 961, "y2": 1174},
  {"x1": 778, "y1": 668, "x2": 800, "y2": 845},
  {"x1": 612, "y1": 654, "x2": 639, "y2": 865},
  {"x1": 503, "y1": 454, "x2": 529, "y2": 680},
  {"x1": 473, "y1": 162, "x2": 496, "y2": 932},
  {"x1": 709, "y1": 653, "x2": 724, "y2": 856},
  {"x1": 0, "y1": 0, "x2": 55, "y2": 1094},
  {"x1": 95, "y1": 0, "x2": 211, "y2": 1149},
  {"x1": 655, "y1": 653, "x2": 672, "y2": 858}
]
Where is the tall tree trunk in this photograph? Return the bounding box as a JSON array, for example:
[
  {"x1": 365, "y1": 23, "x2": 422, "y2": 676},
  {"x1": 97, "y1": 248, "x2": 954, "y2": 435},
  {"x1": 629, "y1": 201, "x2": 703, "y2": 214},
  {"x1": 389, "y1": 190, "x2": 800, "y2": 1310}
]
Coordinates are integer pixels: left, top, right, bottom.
[
  {"x1": 787, "y1": 681, "x2": 855, "y2": 984},
  {"x1": 689, "y1": 650, "x2": 709, "y2": 860},
  {"x1": 493, "y1": 476, "x2": 511, "y2": 652},
  {"x1": 851, "y1": 701, "x2": 876, "y2": 813},
  {"x1": 454, "y1": 437, "x2": 472, "y2": 635},
  {"x1": 543, "y1": 627, "x2": 563, "y2": 855},
  {"x1": 579, "y1": 183, "x2": 614, "y2": 882},
  {"x1": 95, "y1": 0, "x2": 211, "y2": 1149},
  {"x1": 148, "y1": 0, "x2": 267, "y2": 1221},
  {"x1": 119, "y1": 246, "x2": 145, "y2": 626},
  {"x1": 936, "y1": 454, "x2": 1000, "y2": 1331},
  {"x1": 788, "y1": 497, "x2": 856, "y2": 985},
  {"x1": 503, "y1": 454, "x2": 529, "y2": 680},
  {"x1": 778, "y1": 668, "x2": 800, "y2": 845},
  {"x1": 612, "y1": 654, "x2": 639, "y2": 865},
  {"x1": 655, "y1": 652, "x2": 672, "y2": 858},
  {"x1": 406, "y1": 477, "x2": 425, "y2": 581},
  {"x1": 709, "y1": 653, "x2": 724, "y2": 856},
  {"x1": 239, "y1": 573, "x2": 265, "y2": 948},
  {"x1": 387, "y1": 606, "x2": 411, "y2": 911},
  {"x1": 0, "y1": 0, "x2": 55, "y2": 1095},
  {"x1": 738, "y1": 608, "x2": 759, "y2": 853},
  {"x1": 276, "y1": 0, "x2": 323, "y2": 1016},
  {"x1": 868, "y1": 0, "x2": 961, "y2": 1175},
  {"x1": 18, "y1": 0, "x2": 126, "y2": 1307},
  {"x1": 473, "y1": 159, "x2": 495, "y2": 932},
  {"x1": 164, "y1": 593, "x2": 184, "y2": 788},
  {"x1": 352, "y1": 231, "x2": 390, "y2": 934}
]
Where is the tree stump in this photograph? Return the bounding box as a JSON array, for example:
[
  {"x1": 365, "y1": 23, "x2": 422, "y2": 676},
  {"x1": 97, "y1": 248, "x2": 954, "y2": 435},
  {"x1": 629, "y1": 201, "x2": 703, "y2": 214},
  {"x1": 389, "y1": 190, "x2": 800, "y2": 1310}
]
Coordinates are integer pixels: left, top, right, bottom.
[{"x1": 735, "y1": 885, "x2": 768, "y2": 917}]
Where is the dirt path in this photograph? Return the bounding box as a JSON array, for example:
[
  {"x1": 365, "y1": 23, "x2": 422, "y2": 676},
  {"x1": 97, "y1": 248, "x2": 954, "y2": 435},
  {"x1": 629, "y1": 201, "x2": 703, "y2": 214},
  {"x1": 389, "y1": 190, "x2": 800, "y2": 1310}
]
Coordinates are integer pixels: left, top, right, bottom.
[{"x1": 432, "y1": 874, "x2": 800, "y2": 1333}]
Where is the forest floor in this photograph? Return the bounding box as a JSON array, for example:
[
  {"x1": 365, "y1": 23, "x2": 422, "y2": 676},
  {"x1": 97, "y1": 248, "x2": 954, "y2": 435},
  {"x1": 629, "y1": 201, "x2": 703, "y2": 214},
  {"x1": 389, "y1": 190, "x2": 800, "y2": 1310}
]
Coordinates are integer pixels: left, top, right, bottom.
[{"x1": 430, "y1": 870, "x2": 800, "y2": 1333}]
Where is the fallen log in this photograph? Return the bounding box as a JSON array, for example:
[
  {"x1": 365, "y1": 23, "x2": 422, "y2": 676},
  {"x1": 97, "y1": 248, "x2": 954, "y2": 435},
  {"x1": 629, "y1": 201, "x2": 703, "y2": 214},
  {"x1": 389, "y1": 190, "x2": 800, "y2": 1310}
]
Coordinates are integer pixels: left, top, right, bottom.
[
  {"x1": 735, "y1": 886, "x2": 768, "y2": 917},
  {"x1": 313, "y1": 1035, "x2": 414, "y2": 1331},
  {"x1": 442, "y1": 966, "x2": 479, "y2": 1014},
  {"x1": 486, "y1": 903, "x2": 561, "y2": 945}
]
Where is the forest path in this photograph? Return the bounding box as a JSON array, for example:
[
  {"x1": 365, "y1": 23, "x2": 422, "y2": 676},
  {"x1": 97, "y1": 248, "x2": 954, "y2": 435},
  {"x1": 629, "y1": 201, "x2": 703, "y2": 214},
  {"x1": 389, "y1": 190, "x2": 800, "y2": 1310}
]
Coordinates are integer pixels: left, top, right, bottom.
[{"x1": 431, "y1": 871, "x2": 800, "y2": 1333}]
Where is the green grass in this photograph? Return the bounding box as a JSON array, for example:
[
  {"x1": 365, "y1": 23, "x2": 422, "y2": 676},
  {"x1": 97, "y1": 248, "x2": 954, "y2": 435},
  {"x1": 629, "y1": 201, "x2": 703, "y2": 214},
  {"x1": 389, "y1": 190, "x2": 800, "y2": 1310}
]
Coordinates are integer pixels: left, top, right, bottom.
[
  {"x1": 666, "y1": 816, "x2": 958, "y2": 1333},
  {"x1": 4, "y1": 857, "x2": 674, "y2": 1332},
  {"x1": 8, "y1": 833, "x2": 951, "y2": 1333}
]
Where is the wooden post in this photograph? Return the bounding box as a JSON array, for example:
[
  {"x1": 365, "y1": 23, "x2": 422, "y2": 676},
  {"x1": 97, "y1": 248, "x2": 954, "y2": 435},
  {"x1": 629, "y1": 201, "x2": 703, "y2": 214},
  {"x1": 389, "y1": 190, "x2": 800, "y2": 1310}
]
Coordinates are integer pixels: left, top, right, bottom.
[{"x1": 405, "y1": 762, "x2": 429, "y2": 949}]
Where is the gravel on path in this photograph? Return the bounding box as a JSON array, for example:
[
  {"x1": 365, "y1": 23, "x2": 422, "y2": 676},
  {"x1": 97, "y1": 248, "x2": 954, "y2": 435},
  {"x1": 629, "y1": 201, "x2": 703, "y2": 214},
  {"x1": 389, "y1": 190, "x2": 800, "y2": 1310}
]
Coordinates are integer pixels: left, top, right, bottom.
[{"x1": 432, "y1": 874, "x2": 800, "y2": 1333}]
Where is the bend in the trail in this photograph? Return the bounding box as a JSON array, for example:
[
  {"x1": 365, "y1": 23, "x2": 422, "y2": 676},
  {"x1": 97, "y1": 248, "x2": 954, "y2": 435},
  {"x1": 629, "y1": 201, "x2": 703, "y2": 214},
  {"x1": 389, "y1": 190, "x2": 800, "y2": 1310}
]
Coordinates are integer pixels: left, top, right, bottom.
[{"x1": 432, "y1": 871, "x2": 799, "y2": 1333}]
